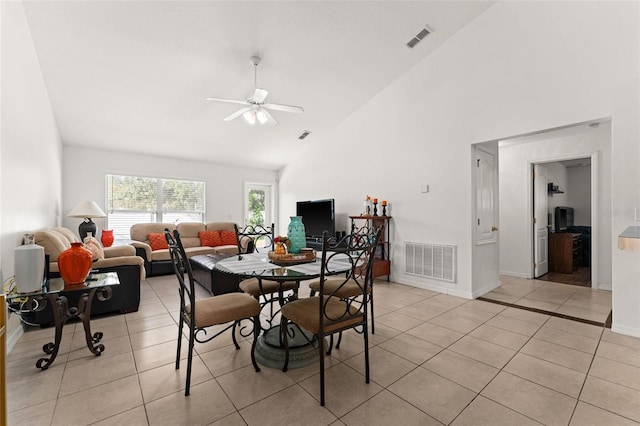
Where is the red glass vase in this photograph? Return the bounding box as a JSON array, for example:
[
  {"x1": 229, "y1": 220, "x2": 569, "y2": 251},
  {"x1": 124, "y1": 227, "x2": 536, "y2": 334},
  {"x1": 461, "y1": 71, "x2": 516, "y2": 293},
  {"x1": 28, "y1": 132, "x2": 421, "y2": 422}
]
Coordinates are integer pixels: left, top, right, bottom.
[
  {"x1": 58, "y1": 242, "x2": 93, "y2": 285},
  {"x1": 101, "y1": 229, "x2": 114, "y2": 247}
]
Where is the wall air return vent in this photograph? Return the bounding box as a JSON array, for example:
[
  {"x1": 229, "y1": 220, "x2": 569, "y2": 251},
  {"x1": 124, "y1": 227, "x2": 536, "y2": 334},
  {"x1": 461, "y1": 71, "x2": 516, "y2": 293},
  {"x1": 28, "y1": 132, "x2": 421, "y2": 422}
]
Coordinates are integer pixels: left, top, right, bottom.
[
  {"x1": 405, "y1": 242, "x2": 456, "y2": 283},
  {"x1": 406, "y1": 27, "x2": 431, "y2": 48}
]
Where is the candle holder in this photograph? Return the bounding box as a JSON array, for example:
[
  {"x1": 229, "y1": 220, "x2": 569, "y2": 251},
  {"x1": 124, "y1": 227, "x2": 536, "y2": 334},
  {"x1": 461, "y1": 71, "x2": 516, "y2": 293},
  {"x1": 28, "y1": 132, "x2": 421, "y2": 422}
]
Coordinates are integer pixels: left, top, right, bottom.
[
  {"x1": 373, "y1": 201, "x2": 378, "y2": 216},
  {"x1": 382, "y1": 205, "x2": 387, "y2": 216},
  {"x1": 363, "y1": 199, "x2": 371, "y2": 216}
]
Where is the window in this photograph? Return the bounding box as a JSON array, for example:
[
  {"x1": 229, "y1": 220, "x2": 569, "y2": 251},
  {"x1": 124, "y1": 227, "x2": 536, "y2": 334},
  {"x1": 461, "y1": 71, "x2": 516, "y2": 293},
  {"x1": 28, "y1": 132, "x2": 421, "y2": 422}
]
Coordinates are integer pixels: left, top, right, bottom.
[{"x1": 106, "y1": 174, "x2": 205, "y2": 240}]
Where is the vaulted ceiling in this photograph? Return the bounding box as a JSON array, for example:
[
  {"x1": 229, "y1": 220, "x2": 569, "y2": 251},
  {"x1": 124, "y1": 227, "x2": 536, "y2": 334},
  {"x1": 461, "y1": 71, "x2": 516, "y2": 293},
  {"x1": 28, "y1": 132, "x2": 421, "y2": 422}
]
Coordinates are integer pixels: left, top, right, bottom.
[{"x1": 23, "y1": 1, "x2": 493, "y2": 170}]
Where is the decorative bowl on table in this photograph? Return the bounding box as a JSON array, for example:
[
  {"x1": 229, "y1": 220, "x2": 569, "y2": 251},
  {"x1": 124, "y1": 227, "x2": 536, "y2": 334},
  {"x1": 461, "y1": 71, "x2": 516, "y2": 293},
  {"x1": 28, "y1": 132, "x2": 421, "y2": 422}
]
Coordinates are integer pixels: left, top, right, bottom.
[{"x1": 268, "y1": 248, "x2": 316, "y2": 266}]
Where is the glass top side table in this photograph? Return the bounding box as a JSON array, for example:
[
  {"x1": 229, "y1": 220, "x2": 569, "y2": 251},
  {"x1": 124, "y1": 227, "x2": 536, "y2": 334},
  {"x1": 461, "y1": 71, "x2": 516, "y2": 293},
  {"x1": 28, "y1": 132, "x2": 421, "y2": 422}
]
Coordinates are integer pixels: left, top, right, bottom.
[{"x1": 6, "y1": 272, "x2": 120, "y2": 369}]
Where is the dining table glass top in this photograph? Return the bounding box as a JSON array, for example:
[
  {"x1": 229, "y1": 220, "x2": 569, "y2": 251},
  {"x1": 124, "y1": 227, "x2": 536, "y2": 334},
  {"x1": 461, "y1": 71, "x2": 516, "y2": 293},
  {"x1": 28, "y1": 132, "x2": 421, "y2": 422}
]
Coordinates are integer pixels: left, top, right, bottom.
[{"x1": 214, "y1": 252, "x2": 351, "y2": 281}]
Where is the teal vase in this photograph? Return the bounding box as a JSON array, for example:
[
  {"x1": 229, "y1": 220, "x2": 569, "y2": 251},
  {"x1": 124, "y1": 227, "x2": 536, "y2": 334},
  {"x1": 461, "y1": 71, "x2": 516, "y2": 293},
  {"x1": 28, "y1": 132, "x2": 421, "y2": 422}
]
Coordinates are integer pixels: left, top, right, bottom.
[{"x1": 287, "y1": 216, "x2": 306, "y2": 254}]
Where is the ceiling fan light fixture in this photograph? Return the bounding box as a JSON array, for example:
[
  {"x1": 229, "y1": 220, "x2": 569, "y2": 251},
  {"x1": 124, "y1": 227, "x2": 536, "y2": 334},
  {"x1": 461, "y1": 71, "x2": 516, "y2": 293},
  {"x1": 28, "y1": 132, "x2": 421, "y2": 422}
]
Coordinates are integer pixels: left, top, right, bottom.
[
  {"x1": 243, "y1": 110, "x2": 256, "y2": 125},
  {"x1": 207, "y1": 55, "x2": 304, "y2": 124},
  {"x1": 256, "y1": 109, "x2": 268, "y2": 125}
]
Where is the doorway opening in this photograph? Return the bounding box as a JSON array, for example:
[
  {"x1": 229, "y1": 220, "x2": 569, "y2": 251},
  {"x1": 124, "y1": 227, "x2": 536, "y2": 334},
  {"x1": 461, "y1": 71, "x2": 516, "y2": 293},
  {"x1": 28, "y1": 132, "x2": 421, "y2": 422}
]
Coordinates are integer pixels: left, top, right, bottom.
[
  {"x1": 244, "y1": 182, "x2": 274, "y2": 249},
  {"x1": 473, "y1": 119, "x2": 612, "y2": 325},
  {"x1": 533, "y1": 157, "x2": 592, "y2": 287}
]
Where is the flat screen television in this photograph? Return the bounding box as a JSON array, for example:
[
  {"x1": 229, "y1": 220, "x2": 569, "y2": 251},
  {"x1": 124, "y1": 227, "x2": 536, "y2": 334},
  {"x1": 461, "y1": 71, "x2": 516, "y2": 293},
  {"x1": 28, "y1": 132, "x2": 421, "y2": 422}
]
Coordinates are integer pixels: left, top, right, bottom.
[
  {"x1": 296, "y1": 199, "x2": 335, "y2": 240},
  {"x1": 555, "y1": 206, "x2": 574, "y2": 232}
]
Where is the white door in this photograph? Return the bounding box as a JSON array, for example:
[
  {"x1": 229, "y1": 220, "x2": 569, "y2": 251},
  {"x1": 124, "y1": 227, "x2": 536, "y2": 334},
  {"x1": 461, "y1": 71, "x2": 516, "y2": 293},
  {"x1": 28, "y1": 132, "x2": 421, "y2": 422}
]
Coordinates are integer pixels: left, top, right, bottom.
[
  {"x1": 476, "y1": 149, "x2": 497, "y2": 245},
  {"x1": 533, "y1": 165, "x2": 549, "y2": 277}
]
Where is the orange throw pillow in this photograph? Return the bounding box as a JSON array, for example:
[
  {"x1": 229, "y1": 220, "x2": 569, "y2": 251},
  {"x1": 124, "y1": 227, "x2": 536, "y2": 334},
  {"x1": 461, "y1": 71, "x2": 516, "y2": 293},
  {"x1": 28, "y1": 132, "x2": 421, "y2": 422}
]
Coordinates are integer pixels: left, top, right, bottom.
[
  {"x1": 148, "y1": 233, "x2": 168, "y2": 250},
  {"x1": 220, "y1": 230, "x2": 238, "y2": 246},
  {"x1": 199, "y1": 230, "x2": 222, "y2": 247}
]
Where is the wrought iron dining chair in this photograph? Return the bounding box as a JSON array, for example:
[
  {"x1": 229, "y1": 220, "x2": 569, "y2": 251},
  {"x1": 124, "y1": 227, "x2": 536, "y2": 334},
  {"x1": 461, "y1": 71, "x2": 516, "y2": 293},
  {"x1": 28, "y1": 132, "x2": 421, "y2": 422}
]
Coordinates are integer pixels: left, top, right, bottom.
[
  {"x1": 165, "y1": 229, "x2": 261, "y2": 396},
  {"x1": 308, "y1": 225, "x2": 381, "y2": 336},
  {"x1": 234, "y1": 224, "x2": 299, "y2": 326},
  {"x1": 280, "y1": 227, "x2": 382, "y2": 406}
]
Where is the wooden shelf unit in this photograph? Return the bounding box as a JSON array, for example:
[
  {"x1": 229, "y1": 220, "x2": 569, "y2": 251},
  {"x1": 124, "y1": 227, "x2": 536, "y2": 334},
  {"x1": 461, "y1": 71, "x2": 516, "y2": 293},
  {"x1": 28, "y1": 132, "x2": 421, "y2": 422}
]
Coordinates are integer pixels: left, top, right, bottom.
[
  {"x1": 549, "y1": 232, "x2": 583, "y2": 274},
  {"x1": 349, "y1": 215, "x2": 391, "y2": 280}
]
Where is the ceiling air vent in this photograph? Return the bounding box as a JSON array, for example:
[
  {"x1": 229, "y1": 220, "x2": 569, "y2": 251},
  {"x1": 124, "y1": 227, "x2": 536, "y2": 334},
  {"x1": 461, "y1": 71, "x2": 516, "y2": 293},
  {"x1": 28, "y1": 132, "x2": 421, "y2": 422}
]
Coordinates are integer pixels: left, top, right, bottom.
[
  {"x1": 298, "y1": 130, "x2": 311, "y2": 140},
  {"x1": 406, "y1": 27, "x2": 431, "y2": 48}
]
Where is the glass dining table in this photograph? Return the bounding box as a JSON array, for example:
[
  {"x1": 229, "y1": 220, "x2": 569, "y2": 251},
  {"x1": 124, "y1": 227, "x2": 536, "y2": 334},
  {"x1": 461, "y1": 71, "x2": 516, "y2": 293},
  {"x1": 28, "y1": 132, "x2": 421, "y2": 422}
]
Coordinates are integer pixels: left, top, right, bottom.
[{"x1": 214, "y1": 252, "x2": 350, "y2": 368}]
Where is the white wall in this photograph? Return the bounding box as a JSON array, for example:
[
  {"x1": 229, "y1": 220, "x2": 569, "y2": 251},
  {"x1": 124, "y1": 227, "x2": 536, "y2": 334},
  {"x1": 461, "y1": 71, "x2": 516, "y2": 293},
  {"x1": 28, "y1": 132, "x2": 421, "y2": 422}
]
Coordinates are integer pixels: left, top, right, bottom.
[
  {"x1": 278, "y1": 1, "x2": 639, "y2": 335},
  {"x1": 63, "y1": 146, "x2": 278, "y2": 234},
  {"x1": 568, "y1": 165, "x2": 592, "y2": 225},
  {"x1": 544, "y1": 162, "x2": 569, "y2": 219},
  {"x1": 1, "y1": 1, "x2": 63, "y2": 347},
  {"x1": 498, "y1": 123, "x2": 610, "y2": 286}
]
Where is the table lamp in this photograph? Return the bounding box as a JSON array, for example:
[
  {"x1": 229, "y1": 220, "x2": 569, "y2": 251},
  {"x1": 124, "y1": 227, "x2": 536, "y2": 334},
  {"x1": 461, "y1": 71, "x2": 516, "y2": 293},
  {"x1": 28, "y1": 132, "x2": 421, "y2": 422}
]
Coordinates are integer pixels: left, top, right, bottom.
[{"x1": 68, "y1": 200, "x2": 107, "y2": 241}]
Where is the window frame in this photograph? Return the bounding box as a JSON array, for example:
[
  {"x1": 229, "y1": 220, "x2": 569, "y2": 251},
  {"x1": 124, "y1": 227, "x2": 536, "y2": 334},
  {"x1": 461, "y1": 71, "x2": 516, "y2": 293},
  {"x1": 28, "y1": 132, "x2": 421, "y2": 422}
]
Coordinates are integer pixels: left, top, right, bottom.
[{"x1": 106, "y1": 174, "x2": 206, "y2": 240}]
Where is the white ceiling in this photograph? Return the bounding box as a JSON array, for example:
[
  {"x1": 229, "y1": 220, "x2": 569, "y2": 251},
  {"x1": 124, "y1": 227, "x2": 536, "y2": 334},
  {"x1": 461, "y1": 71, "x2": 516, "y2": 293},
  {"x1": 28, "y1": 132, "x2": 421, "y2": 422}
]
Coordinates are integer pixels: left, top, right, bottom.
[{"x1": 22, "y1": 1, "x2": 493, "y2": 170}]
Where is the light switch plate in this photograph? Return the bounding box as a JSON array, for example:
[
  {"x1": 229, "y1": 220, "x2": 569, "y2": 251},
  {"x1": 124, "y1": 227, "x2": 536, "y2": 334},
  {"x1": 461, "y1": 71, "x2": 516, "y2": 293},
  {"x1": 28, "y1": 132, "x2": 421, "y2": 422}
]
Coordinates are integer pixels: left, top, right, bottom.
[{"x1": 421, "y1": 184, "x2": 429, "y2": 193}]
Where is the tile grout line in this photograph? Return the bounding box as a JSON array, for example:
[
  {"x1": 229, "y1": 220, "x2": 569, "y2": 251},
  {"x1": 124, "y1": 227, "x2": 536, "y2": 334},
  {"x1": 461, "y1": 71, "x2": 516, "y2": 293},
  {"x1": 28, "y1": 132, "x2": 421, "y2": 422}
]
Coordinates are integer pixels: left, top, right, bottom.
[
  {"x1": 567, "y1": 325, "x2": 605, "y2": 425},
  {"x1": 464, "y1": 314, "x2": 578, "y2": 425}
]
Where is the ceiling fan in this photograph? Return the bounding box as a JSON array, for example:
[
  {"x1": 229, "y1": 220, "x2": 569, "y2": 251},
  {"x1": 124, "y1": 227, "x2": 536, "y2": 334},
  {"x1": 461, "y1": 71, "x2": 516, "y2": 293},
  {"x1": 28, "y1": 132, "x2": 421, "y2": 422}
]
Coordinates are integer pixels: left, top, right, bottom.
[{"x1": 206, "y1": 56, "x2": 304, "y2": 125}]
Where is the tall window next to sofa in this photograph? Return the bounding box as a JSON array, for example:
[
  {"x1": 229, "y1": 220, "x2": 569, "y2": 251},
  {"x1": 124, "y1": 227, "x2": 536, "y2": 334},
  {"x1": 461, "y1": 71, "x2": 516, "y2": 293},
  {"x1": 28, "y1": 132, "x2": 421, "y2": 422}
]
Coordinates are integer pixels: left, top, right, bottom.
[{"x1": 106, "y1": 174, "x2": 205, "y2": 240}]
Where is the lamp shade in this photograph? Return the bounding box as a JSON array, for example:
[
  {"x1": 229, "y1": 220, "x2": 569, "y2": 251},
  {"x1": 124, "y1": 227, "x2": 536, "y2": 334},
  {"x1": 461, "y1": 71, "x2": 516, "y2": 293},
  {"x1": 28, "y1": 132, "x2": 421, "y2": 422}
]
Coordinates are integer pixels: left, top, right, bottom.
[
  {"x1": 69, "y1": 201, "x2": 107, "y2": 240},
  {"x1": 68, "y1": 201, "x2": 106, "y2": 218}
]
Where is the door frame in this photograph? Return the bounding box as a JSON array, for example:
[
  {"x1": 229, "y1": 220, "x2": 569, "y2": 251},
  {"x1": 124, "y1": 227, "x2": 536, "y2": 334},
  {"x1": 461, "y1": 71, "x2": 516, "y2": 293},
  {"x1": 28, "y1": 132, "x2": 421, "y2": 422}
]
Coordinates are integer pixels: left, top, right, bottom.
[
  {"x1": 243, "y1": 182, "x2": 275, "y2": 228},
  {"x1": 526, "y1": 151, "x2": 599, "y2": 287},
  {"x1": 532, "y1": 164, "x2": 549, "y2": 278}
]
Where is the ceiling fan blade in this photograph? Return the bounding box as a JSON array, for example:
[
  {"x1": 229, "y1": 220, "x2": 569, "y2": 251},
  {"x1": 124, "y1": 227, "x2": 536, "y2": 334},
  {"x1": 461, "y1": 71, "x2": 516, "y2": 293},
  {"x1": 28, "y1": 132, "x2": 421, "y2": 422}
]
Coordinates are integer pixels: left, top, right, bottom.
[
  {"x1": 223, "y1": 107, "x2": 251, "y2": 121},
  {"x1": 263, "y1": 103, "x2": 304, "y2": 114},
  {"x1": 253, "y1": 88, "x2": 269, "y2": 103},
  {"x1": 261, "y1": 109, "x2": 279, "y2": 126},
  {"x1": 206, "y1": 97, "x2": 248, "y2": 106}
]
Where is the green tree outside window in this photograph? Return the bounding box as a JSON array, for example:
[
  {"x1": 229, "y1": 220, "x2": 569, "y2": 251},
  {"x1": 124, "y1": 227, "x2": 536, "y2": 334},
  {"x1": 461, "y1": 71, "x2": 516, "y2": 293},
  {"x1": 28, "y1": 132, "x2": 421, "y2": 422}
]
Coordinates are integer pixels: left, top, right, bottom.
[{"x1": 248, "y1": 189, "x2": 265, "y2": 227}]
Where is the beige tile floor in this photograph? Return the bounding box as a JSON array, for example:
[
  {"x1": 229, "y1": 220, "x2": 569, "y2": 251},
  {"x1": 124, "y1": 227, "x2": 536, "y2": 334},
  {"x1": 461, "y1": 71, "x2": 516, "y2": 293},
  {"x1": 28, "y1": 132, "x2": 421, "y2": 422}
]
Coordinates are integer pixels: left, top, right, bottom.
[
  {"x1": 482, "y1": 275, "x2": 613, "y2": 324},
  {"x1": 6, "y1": 275, "x2": 640, "y2": 425}
]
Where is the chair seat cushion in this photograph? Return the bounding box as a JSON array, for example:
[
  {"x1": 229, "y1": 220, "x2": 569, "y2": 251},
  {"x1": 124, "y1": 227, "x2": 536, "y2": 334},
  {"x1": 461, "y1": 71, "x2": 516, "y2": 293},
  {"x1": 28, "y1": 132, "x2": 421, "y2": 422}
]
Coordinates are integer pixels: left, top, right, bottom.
[
  {"x1": 308, "y1": 277, "x2": 369, "y2": 298},
  {"x1": 239, "y1": 278, "x2": 299, "y2": 296},
  {"x1": 281, "y1": 296, "x2": 364, "y2": 335},
  {"x1": 186, "y1": 293, "x2": 260, "y2": 328}
]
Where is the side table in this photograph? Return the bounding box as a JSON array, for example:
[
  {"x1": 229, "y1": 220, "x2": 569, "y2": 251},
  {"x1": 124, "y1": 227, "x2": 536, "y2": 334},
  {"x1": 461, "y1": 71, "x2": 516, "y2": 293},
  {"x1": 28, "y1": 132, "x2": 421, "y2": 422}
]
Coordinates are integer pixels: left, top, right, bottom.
[{"x1": 7, "y1": 272, "x2": 119, "y2": 369}]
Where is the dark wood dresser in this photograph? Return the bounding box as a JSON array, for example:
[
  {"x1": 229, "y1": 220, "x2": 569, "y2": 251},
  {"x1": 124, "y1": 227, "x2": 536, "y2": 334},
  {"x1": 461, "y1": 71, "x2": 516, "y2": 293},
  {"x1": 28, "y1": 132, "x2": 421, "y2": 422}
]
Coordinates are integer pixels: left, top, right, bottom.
[{"x1": 549, "y1": 232, "x2": 583, "y2": 274}]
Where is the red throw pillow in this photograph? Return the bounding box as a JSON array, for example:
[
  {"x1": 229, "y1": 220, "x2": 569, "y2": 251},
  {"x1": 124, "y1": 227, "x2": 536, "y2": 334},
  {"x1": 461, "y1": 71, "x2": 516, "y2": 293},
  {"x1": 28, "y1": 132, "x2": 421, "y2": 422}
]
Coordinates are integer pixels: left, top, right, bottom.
[
  {"x1": 199, "y1": 230, "x2": 222, "y2": 247},
  {"x1": 220, "y1": 230, "x2": 237, "y2": 246},
  {"x1": 148, "y1": 233, "x2": 169, "y2": 250}
]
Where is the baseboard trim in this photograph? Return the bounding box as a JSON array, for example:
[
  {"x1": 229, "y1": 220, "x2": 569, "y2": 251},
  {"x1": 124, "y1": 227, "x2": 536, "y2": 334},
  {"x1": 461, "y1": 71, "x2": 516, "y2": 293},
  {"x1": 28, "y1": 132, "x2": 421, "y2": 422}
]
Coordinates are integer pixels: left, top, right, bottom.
[
  {"x1": 499, "y1": 271, "x2": 529, "y2": 279},
  {"x1": 6, "y1": 314, "x2": 24, "y2": 353},
  {"x1": 472, "y1": 281, "x2": 501, "y2": 299},
  {"x1": 611, "y1": 322, "x2": 640, "y2": 338}
]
